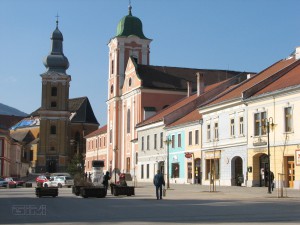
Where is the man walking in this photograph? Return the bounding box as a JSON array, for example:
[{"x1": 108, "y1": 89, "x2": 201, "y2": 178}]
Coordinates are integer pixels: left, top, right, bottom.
[{"x1": 153, "y1": 170, "x2": 165, "y2": 200}]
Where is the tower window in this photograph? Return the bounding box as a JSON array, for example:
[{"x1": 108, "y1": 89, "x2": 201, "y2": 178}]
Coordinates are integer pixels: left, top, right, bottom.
[
  {"x1": 129, "y1": 78, "x2": 132, "y2": 87},
  {"x1": 111, "y1": 60, "x2": 114, "y2": 75},
  {"x1": 51, "y1": 87, "x2": 57, "y2": 96},
  {"x1": 51, "y1": 101, "x2": 57, "y2": 107},
  {"x1": 50, "y1": 125, "x2": 56, "y2": 135},
  {"x1": 110, "y1": 85, "x2": 114, "y2": 94}
]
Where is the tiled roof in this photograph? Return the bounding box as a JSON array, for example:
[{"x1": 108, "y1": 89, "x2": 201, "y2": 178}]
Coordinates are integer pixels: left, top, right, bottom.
[
  {"x1": 136, "y1": 77, "x2": 240, "y2": 128},
  {"x1": 251, "y1": 59, "x2": 300, "y2": 97},
  {"x1": 85, "y1": 125, "x2": 107, "y2": 138},
  {"x1": 10, "y1": 130, "x2": 35, "y2": 143},
  {"x1": 206, "y1": 57, "x2": 296, "y2": 106},
  {"x1": 30, "y1": 97, "x2": 99, "y2": 125},
  {"x1": 167, "y1": 109, "x2": 202, "y2": 128},
  {"x1": 137, "y1": 64, "x2": 249, "y2": 91}
]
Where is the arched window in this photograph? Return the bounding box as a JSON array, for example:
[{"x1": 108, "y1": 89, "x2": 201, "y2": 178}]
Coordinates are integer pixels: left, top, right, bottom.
[{"x1": 127, "y1": 109, "x2": 130, "y2": 133}]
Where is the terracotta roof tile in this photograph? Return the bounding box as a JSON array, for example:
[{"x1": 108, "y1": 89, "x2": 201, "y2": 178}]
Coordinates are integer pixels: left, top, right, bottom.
[
  {"x1": 167, "y1": 109, "x2": 202, "y2": 128},
  {"x1": 85, "y1": 125, "x2": 107, "y2": 138},
  {"x1": 207, "y1": 57, "x2": 296, "y2": 106}
]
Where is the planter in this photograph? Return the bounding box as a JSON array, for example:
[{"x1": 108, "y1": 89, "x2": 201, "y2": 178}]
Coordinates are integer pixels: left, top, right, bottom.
[
  {"x1": 72, "y1": 185, "x2": 84, "y2": 196},
  {"x1": 111, "y1": 185, "x2": 135, "y2": 196},
  {"x1": 35, "y1": 187, "x2": 58, "y2": 198},
  {"x1": 80, "y1": 187, "x2": 106, "y2": 198}
]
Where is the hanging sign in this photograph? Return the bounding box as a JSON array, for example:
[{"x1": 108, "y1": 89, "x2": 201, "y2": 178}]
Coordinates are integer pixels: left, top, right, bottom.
[{"x1": 185, "y1": 152, "x2": 193, "y2": 158}]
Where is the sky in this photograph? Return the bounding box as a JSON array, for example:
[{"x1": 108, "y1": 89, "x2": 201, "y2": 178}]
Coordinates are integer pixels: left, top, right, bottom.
[{"x1": 0, "y1": 0, "x2": 299, "y2": 127}]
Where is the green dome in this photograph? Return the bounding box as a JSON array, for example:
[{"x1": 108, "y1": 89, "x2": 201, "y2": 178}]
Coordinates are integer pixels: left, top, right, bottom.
[{"x1": 116, "y1": 6, "x2": 148, "y2": 39}]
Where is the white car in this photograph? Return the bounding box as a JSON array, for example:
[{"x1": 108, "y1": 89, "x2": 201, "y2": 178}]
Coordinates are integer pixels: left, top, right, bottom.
[{"x1": 43, "y1": 176, "x2": 74, "y2": 188}]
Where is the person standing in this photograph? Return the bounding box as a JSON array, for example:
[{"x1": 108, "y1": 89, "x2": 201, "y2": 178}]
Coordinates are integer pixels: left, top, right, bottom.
[
  {"x1": 102, "y1": 171, "x2": 111, "y2": 192},
  {"x1": 153, "y1": 170, "x2": 165, "y2": 200}
]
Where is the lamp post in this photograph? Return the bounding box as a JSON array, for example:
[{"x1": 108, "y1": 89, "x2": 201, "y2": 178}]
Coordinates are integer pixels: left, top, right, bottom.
[
  {"x1": 265, "y1": 117, "x2": 274, "y2": 194},
  {"x1": 164, "y1": 136, "x2": 171, "y2": 189},
  {"x1": 113, "y1": 147, "x2": 118, "y2": 184}
]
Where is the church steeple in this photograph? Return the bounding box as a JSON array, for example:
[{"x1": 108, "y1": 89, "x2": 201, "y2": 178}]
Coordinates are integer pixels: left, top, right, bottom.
[{"x1": 43, "y1": 18, "x2": 69, "y2": 73}]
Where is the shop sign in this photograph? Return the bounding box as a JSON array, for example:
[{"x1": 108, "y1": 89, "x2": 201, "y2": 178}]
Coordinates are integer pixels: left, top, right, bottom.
[
  {"x1": 185, "y1": 152, "x2": 193, "y2": 158},
  {"x1": 296, "y1": 149, "x2": 300, "y2": 166}
]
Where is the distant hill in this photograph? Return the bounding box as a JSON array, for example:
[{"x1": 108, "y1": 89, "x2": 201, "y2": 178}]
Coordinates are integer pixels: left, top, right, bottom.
[{"x1": 0, "y1": 103, "x2": 28, "y2": 117}]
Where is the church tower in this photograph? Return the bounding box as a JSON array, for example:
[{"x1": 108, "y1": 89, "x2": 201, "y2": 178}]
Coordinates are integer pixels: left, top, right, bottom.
[
  {"x1": 37, "y1": 19, "x2": 71, "y2": 173},
  {"x1": 107, "y1": 5, "x2": 151, "y2": 173}
]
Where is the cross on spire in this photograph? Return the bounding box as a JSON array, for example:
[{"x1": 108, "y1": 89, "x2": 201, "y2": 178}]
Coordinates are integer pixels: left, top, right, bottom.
[
  {"x1": 56, "y1": 13, "x2": 59, "y2": 28},
  {"x1": 128, "y1": 0, "x2": 132, "y2": 15}
]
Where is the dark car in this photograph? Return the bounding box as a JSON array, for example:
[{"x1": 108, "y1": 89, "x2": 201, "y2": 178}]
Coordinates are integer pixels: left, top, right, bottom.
[{"x1": 0, "y1": 178, "x2": 8, "y2": 187}]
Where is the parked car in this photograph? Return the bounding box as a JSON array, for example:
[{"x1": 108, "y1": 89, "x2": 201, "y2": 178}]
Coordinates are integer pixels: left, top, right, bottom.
[
  {"x1": 36, "y1": 175, "x2": 51, "y2": 186},
  {"x1": 5, "y1": 177, "x2": 25, "y2": 187},
  {"x1": 43, "y1": 176, "x2": 74, "y2": 188},
  {"x1": 0, "y1": 178, "x2": 8, "y2": 187}
]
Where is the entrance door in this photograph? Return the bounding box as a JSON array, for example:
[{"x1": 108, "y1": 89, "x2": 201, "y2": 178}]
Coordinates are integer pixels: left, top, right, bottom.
[
  {"x1": 187, "y1": 162, "x2": 192, "y2": 183},
  {"x1": 234, "y1": 157, "x2": 243, "y2": 186},
  {"x1": 47, "y1": 160, "x2": 56, "y2": 173},
  {"x1": 259, "y1": 154, "x2": 268, "y2": 187},
  {"x1": 287, "y1": 157, "x2": 295, "y2": 188}
]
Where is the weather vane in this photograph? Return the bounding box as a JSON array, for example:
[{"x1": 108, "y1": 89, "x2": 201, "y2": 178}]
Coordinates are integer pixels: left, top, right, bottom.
[{"x1": 56, "y1": 13, "x2": 59, "y2": 27}]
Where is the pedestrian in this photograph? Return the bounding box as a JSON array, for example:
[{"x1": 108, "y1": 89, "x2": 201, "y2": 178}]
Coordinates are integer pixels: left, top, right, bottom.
[
  {"x1": 270, "y1": 171, "x2": 275, "y2": 191},
  {"x1": 102, "y1": 171, "x2": 111, "y2": 193},
  {"x1": 88, "y1": 172, "x2": 91, "y2": 182},
  {"x1": 153, "y1": 170, "x2": 165, "y2": 200}
]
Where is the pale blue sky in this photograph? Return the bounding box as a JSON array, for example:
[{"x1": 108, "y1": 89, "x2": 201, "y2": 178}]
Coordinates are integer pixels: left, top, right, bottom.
[{"x1": 0, "y1": 0, "x2": 299, "y2": 126}]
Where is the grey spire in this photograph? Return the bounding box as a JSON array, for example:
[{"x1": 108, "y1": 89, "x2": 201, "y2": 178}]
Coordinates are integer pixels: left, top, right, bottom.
[{"x1": 43, "y1": 18, "x2": 69, "y2": 73}]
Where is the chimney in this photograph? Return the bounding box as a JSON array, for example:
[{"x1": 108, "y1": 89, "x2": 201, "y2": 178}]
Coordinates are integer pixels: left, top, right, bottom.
[
  {"x1": 196, "y1": 72, "x2": 204, "y2": 96},
  {"x1": 295, "y1": 46, "x2": 300, "y2": 60},
  {"x1": 187, "y1": 81, "x2": 192, "y2": 97}
]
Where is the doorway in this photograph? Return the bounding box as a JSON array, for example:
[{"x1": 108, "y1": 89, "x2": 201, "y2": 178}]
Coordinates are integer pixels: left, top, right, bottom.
[
  {"x1": 259, "y1": 154, "x2": 268, "y2": 187},
  {"x1": 287, "y1": 156, "x2": 294, "y2": 188},
  {"x1": 231, "y1": 156, "x2": 243, "y2": 186}
]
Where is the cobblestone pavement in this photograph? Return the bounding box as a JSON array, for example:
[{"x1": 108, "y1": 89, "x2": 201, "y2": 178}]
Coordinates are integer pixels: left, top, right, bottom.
[{"x1": 0, "y1": 183, "x2": 299, "y2": 225}]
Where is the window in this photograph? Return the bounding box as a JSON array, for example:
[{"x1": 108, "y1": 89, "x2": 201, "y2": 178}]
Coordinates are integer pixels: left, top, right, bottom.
[
  {"x1": 141, "y1": 136, "x2": 144, "y2": 150},
  {"x1": 239, "y1": 117, "x2": 244, "y2": 135},
  {"x1": 127, "y1": 109, "x2": 130, "y2": 133},
  {"x1": 284, "y1": 107, "x2": 292, "y2": 132},
  {"x1": 230, "y1": 119, "x2": 235, "y2": 137},
  {"x1": 135, "y1": 152, "x2": 138, "y2": 164},
  {"x1": 51, "y1": 101, "x2": 57, "y2": 107},
  {"x1": 254, "y1": 112, "x2": 266, "y2": 136},
  {"x1": 187, "y1": 162, "x2": 192, "y2": 179},
  {"x1": 205, "y1": 159, "x2": 220, "y2": 180},
  {"x1": 154, "y1": 134, "x2": 157, "y2": 149},
  {"x1": 129, "y1": 78, "x2": 132, "y2": 87},
  {"x1": 195, "y1": 130, "x2": 199, "y2": 145},
  {"x1": 172, "y1": 163, "x2": 179, "y2": 178},
  {"x1": 189, "y1": 131, "x2": 192, "y2": 145},
  {"x1": 50, "y1": 125, "x2": 56, "y2": 135},
  {"x1": 126, "y1": 157, "x2": 130, "y2": 173},
  {"x1": 214, "y1": 122, "x2": 219, "y2": 140},
  {"x1": 109, "y1": 129, "x2": 112, "y2": 143},
  {"x1": 146, "y1": 164, "x2": 149, "y2": 179},
  {"x1": 141, "y1": 165, "x2": 144, "y2": 179},
  {"x1": 178, "y1": 134, "x2": 181, "y2": 147},
  {"x1": 147, "y1": 135, "x2": 150, "y2": 150},
  {"x1": 160, "y1": 132, "x2": 163, "y2": 148},
  {"x1": 207, "y1": 124, "x2": 211, "y2": 141},
  {"x1": 110, "y1": 84, "x2": 113, "y2": 94},
  {"x1": 171, "y1": 135, "x2": 175, "y2": 148},
  {"x1": 51, "y1": 87, "x2": 57, "y2": 96},
  {"x1": 111, "y1": 59, "x2": 114, "y2": 75}
]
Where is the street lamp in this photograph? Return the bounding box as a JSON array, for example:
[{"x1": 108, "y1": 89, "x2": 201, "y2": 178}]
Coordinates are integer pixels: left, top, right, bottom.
[
  {"x1": 164, "y1": 136, "x2": 172, "y2": 189},
  {"x1": 265, "y1": 117, "x2": 275, "y2": 194}
]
